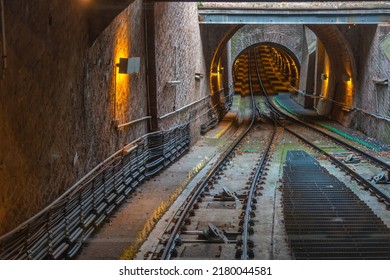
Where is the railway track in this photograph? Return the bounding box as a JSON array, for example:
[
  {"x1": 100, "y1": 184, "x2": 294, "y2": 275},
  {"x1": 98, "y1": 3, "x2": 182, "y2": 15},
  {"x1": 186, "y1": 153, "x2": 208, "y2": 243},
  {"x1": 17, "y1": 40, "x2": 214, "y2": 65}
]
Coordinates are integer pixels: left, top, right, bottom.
[
  {"x1": 137, "y1": 48, "x2": 390, "y2": 260},
  {"x1": 251, "y1": 47, "x2": 390, "y2": 259},
  {"x1": 142, "y1": 50, "x2": 276, "y2": 260}
]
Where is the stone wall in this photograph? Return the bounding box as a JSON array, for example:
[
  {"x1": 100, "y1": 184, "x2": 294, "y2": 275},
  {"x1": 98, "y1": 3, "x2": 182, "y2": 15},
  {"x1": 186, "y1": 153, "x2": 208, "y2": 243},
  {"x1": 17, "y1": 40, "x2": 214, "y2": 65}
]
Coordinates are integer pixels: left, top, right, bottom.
[
  {"x1": 230, "y1": 25, "x2": 305, "y2": 64},
  {"x1": 0, "y1": 0, "x2": 89, "y2": 235},
  {"x1": 84, "y1": 0, "x2": 148, "y2": 168},
  {"x1": 0, "y1": 0, "x2": 210, "y2": 236},
  {"x1": 343, "y1": 24, "x2": 390, "y2": 144},
  {"x1": 154, "y1": 2, "x2": 210, "y2": 141}
]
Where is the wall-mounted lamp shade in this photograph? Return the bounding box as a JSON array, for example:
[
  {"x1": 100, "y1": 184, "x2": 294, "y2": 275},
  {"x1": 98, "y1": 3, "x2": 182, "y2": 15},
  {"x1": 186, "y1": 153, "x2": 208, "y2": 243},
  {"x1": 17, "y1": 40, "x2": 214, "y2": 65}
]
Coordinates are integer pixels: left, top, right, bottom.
[
  {"x1": 373, "y1": 78, "x2": 388, "y2": 85},
  {"x1": 195, "y1": 73, "x2": 204, "y2": 80},
  {"x1": 117, "y1": 57, "x2": 141, "y2": 74}
]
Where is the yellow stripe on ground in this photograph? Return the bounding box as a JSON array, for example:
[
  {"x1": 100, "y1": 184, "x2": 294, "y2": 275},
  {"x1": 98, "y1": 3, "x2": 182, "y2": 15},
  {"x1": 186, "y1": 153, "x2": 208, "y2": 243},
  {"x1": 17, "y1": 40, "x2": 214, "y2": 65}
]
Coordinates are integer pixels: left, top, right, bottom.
[{"x1": 214, "y1": 120, "x2": 233, "y2": 139}]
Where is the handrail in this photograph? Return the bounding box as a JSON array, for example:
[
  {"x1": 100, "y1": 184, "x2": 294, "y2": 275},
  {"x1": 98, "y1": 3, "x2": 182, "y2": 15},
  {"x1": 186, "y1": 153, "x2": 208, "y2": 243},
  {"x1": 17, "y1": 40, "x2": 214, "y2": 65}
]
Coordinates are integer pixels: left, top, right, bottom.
[
  {"x1": 117, "y1": 116, "x2": 152, "y2": 129},
  {"x1": 158, "y1": 95, "x2": 210, "y2": 120}
]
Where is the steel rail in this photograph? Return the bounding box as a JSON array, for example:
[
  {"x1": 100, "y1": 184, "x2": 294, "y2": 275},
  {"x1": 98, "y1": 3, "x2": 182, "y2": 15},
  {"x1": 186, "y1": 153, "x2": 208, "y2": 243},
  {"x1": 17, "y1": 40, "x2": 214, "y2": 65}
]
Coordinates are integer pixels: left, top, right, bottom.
[
  {"x1": 161, "y1": 51, "x2": 259, "y2": 260},
  {"x1": 270, "y1": 104, "x2": 390, "y2": 205},
  {"x1": 240, "y1": 49, "x2": 276, "y2": 260},
  {"x1": 276, "y1": 106, "x2": 390, "y2": 169},
  {"x1": 251, "y1": 46, "x2": 390, "y2": 207}
]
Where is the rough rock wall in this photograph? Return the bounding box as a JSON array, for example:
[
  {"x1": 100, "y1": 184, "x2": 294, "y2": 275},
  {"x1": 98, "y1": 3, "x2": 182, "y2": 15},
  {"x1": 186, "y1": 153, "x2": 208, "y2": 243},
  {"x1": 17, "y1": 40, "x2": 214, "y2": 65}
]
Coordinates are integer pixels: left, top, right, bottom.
[
  {"x1": 0, "y1": 0, "x2": 89, "y2": 235},
  {"x1": 84, "y1": 0, "x2": 148, "y2": 167},
  {"x1": 0, "y1": 0, "x2": 149, "y2": 236},
  {"x1": 344, "y1": 24, "x2": 390, "y2": 144},
  {"x1": 154, "y1": 2, "x2": 209, "y2": 141},
  {"x1": 230, "y1": 25, "x2": 305, "y2": 64},
  {"x1": 0, "y1": 0, "x2": 210, "y2": 235}
]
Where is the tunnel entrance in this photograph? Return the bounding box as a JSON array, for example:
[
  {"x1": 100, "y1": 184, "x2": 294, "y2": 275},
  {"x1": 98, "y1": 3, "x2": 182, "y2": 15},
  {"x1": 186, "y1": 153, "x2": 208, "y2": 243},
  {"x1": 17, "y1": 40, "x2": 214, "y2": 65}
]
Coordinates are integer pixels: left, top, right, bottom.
[{"x1": 233, "y1": 43, "x2": 300, "y2": 97}]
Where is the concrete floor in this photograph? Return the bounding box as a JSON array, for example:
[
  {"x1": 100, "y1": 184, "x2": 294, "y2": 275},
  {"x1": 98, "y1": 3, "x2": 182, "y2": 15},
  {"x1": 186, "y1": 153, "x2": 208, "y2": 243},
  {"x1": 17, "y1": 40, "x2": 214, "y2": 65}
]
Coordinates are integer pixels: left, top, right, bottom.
[{"x1": 76, "y1": 96, "x2": 246, "y2": 260}]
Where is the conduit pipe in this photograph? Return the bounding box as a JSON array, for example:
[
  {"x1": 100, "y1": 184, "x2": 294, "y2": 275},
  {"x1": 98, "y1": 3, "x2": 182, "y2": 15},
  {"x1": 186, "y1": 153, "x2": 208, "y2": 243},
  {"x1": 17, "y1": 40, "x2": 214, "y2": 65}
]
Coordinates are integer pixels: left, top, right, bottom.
[{"x1": 0, "y1": 0, "x2": 6, "y2": 79}]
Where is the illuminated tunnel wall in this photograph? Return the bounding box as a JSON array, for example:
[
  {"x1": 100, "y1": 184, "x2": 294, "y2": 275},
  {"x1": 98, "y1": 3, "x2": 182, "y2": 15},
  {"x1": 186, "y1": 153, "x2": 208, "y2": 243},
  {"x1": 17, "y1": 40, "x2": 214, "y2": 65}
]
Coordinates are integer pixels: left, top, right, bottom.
[
  {"x1": 233, "y1": 43, "x2": 301, "y2": 96},
  {"x1": 305, "y1": 25, "x2": 356, "y2": 122},
  {"x1": 205, "y1": 24, "x2": 357, "y2": 123},
  {"x1": 206, "y1": 24, "x2": 305, "y2": 115}
]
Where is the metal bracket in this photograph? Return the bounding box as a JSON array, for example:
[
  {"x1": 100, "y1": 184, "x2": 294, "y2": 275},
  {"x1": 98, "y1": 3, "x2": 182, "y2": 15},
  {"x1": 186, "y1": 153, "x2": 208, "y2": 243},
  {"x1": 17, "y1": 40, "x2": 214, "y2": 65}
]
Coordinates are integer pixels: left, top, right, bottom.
[
  {"x1": 370, "y1": 171, "x2": 390, "y2": 184},
  {"x1": 205, "y1": 223, "x2": 229, "y2": 243},
  {"x1": 343, "y1": 154, "x2": 360, "y2": 164}
]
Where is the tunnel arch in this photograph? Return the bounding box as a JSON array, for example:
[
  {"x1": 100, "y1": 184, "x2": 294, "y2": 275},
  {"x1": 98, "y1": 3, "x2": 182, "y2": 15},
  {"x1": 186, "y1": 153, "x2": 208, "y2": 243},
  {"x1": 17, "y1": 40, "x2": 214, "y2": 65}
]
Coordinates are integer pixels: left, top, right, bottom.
[
  {"x1": 306, "y1": 25, "x2": 357, "y2": 121},
  {"x1": 233, "y1": 42, "x2": 301, "y2": 96},
  {"x1": 208, "y1": 24, "x2": 357, "y2": 121}
]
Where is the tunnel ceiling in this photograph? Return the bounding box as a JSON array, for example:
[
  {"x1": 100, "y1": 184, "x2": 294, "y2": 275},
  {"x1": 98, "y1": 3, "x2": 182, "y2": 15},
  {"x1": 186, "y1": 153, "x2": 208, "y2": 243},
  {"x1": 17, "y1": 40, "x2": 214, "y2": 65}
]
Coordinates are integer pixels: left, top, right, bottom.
[{"x1": 85, "y1": 0, "x2": 136, "y2": 44}]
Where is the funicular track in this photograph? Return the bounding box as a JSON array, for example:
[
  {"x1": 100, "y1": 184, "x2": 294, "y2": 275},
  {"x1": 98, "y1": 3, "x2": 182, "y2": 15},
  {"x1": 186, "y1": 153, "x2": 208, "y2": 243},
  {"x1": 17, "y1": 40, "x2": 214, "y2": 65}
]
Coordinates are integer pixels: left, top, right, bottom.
[
  {"x1": 252, "y1": 46, "x2": 390, "y2": 260},
  {"x1": 148, "y1": 50, "x2": 277, "y2": 260}
]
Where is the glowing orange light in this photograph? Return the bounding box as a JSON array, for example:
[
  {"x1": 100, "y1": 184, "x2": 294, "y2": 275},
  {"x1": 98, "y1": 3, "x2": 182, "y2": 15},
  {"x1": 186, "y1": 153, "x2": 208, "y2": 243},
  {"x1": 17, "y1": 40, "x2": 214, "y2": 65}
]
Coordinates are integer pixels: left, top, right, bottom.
[{"x1": 112, "y1": 24, "x2": 131, "y2": 123}]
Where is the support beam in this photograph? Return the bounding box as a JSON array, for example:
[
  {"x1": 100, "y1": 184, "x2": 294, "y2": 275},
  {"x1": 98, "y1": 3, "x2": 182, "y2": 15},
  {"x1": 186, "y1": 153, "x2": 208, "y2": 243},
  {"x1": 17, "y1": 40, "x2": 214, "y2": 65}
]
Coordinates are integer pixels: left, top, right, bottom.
[{"x1": 199, "y1": 9, "x2": 390, "y2": 24}]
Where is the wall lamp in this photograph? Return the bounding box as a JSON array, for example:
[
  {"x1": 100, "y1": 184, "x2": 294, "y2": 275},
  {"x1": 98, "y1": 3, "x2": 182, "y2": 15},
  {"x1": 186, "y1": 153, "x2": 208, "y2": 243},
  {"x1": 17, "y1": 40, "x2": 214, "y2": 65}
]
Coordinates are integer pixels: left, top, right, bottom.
[
  {"x1": 373, "y1": 78, "x2": 388, "y2": 85},
  {"x1": 211, "y1": 67, "x2": 224, "y2": 74},
  {"x1": 112, "y1": 57, "x2": 141, "y2": 130},
  {"x1": 116, "y1": 57, "x2": 141, "y2": 74},
  {"x1": 195, "y1": 73, "x2": 204, "y2": 80}
]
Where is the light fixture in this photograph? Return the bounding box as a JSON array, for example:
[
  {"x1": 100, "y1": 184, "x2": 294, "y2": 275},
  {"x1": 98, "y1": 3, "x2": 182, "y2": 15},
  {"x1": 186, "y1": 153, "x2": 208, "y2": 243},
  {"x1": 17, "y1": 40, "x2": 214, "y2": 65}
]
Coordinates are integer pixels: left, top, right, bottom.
[
  {"x1": 112, "y1": 57, "x2": 141, "y2": 130},
  {"x1": 116, "y1": 57, "x2": 140, "y2": 74},
  {"x1": 195, "y1": 73, "x2": 204, "y2": 80},
  {"x1": 373, "y1": 78, "x2": 388, "y2": 85},
  {"x1": 211, "y1": 67, "x2": 224, "y2": 74}
]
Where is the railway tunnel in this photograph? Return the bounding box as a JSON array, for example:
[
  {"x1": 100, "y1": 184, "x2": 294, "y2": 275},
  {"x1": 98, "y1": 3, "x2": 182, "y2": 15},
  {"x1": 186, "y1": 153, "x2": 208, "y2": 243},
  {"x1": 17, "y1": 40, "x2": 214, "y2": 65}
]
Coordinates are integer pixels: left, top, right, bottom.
[{"x1": 0, "y1": 1, "x2": 390, "y2": 260}]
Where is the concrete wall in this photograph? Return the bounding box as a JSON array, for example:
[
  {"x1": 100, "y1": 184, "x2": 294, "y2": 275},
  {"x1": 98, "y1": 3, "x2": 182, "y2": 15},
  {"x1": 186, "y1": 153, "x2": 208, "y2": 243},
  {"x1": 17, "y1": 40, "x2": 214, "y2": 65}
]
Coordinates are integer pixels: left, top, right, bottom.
[
  {"x1": 0, "y1": 0, "x2": 209, "y2": 235},
  {"x1": 299, "y1": 23, "x2": 390, "y2": 144},
  {"x1": 343, "y1": 24, "x2": 390, "y2": 144},
  {"x1": 0, "y1": 0, "x2": 89, "y2": 235},
  {"x1": 231, "y1": 25, "x2": 305, "y2": 64},
  {"x1": 84, "y1": 0, "x2": 148, "y2": 168},
  {"x1": 154, "y1": 2, "x2": 210, "y2": 140}
]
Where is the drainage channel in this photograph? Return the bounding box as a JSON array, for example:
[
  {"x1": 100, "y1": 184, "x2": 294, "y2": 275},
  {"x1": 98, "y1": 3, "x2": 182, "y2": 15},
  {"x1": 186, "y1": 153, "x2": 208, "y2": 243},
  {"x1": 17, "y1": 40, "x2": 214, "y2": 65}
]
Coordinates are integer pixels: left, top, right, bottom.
[{"x1": 282, "y1": 150, "x2": 390, "y2": 260}]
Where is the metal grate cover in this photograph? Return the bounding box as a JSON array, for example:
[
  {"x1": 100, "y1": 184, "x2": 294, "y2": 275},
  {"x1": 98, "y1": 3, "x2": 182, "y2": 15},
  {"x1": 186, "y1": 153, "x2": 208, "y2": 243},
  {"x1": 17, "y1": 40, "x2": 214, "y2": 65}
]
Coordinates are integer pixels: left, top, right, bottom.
[{"x1": 282, "y1": 150, "x2": 390, "y2": 260}]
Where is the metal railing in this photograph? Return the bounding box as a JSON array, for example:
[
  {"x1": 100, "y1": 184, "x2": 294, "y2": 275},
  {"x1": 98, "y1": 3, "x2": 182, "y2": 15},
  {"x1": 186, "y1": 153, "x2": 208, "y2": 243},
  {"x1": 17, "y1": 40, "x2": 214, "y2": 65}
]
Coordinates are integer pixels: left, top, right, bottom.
[{"x1": 0, "y1": 124, "x2": 190, "y2": 259}]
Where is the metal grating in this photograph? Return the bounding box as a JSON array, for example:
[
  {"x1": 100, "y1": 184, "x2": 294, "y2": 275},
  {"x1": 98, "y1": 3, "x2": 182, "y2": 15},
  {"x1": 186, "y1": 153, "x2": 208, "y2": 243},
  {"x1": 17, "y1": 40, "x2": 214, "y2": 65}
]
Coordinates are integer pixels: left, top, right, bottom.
[{"x1": 282, "y1": 150, "x2": 390, "y2": 260}]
